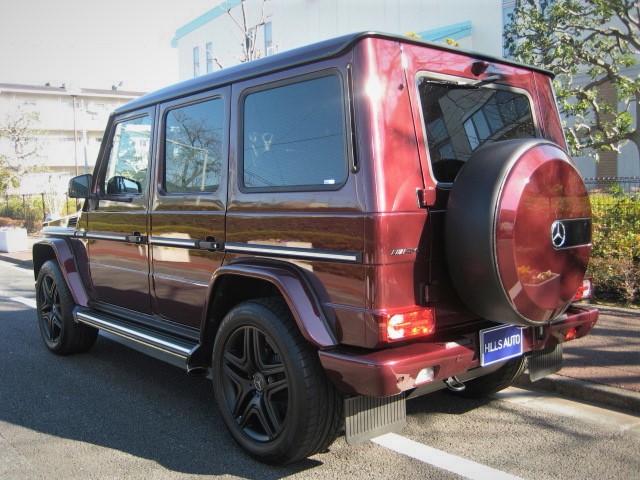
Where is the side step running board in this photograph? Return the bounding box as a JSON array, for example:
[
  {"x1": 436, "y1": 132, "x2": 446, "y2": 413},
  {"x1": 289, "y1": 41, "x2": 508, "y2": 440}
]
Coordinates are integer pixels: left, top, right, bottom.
[{"x1": 74, "y1": 308, "x2": 195, "y2": 359}]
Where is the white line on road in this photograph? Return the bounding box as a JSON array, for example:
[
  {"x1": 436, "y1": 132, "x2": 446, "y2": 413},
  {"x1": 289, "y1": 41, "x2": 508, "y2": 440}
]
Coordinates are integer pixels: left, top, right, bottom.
[
  {"x1": 372, "y1": 433, "x2": 523, "y2": 480},
  {"x1": 11, "y1": 297, "x2": 37, "y2": 309}
]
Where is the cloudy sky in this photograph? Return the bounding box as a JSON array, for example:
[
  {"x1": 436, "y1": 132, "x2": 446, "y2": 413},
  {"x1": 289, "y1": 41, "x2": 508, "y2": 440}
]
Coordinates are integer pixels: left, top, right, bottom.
[{"x1": 0, "y1": 0, "x2": 214, "y2": 92}]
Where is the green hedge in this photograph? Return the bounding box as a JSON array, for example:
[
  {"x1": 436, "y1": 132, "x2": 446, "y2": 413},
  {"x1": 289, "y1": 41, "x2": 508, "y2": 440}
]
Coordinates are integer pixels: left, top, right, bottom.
[{"x1": 587, "y1": 188, "x2": 640, "y2": 306}]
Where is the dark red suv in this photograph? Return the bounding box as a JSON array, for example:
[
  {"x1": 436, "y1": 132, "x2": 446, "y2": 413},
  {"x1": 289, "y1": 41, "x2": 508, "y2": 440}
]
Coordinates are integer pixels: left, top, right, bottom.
[{"x1": 34, "y1": 32, "x2": 598, "y2": 464}]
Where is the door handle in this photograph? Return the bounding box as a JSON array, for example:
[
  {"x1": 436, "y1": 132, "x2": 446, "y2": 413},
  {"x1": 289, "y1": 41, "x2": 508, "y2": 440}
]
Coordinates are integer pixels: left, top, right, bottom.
[
  {"x1": 197, "y1": 236, "x2": 224, "y2": 251},
  {"x1": 126, "y1": 232, "x2": 147, "y2": 244}
]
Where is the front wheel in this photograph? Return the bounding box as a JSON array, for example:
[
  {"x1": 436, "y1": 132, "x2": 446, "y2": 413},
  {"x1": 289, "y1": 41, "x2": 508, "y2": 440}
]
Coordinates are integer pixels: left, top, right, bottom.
[
  {"x1": 36, "y1": 260, "x2": 98, "y2": 355},
  {"x1": 212, "y1": 298, "x2": 342, "y2": 464}
]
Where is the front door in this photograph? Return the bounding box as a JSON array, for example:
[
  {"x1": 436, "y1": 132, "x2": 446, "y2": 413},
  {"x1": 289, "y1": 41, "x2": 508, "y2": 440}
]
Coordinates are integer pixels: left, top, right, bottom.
[{"x1": 86, "y1": 108, "x2": 154, "y2": 314}]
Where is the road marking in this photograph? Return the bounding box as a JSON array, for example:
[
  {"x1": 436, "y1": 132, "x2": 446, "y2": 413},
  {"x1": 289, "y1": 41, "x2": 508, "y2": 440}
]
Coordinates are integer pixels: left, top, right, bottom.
[
  {"x1": 372, "y1": 433, "x2": 523, "y2": 480},
  {"x1": 11, "y1": 297, "x2": 37, "y2": 309},
  {"x1": 499, "y1": 387, "x2": 640, "y2": 434}
]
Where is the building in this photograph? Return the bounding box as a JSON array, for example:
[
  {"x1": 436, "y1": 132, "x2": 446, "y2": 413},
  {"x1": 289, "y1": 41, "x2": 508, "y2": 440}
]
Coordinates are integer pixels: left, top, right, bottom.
[
  {"x1": 0, "y1": 83, "x2": 145, "y2": 194},
  {"x1": 171, "y1": 0, "x2": 504, "y2": 81},
  {"x1": 172, "y1": 0, "x2": 638, "y2": 180}
]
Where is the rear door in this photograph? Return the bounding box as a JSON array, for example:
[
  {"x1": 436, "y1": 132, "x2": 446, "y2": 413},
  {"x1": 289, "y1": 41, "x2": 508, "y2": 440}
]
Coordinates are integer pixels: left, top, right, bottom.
[
  {"x1": 87, "y1": 109, "x2": 154, "y2": 313},
  {"x1": 149, "y1": 88, "x2": 230, "y2": 329}
]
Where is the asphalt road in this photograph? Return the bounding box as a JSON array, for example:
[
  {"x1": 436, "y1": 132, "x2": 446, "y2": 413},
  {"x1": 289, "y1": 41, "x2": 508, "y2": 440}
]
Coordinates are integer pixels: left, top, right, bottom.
[{"x1": 1, "y1": 260, "x2": 639, "y2": 480}]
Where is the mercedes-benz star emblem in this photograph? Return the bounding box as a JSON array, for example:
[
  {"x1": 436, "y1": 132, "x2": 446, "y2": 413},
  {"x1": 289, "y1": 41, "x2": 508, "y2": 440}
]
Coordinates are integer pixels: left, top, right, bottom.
[
  {"x1": 551, "y1": 220, "x2": 567, "y2": 248},
  {"x1": 253, "y1": 373, "x2": 266, "y2": 392}
]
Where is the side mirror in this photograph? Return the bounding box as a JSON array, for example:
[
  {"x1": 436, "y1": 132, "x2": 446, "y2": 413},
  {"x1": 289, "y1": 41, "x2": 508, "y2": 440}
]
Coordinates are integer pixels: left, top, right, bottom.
[
  {"x1": 68, "y1": 174, "x2": 92, "y2": 199},
  {"x1": 106, "y1": 175, "x2": 142, "y2": 195}
]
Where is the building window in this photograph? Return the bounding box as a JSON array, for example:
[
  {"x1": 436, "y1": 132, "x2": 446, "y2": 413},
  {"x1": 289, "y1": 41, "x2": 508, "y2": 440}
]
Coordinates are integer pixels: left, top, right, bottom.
[
  {"x1": 264, "y1": 22, "x2": 273, "y2": 56},
  {"x1": 206, "y1": 42, "x2": 214, "y2": 73},
  {"x1": 193, "y1": 46, "x2": 200, "y2": 77},
  {"x1": 242, "y1": 74, "x2": 347, "y2": 191}
]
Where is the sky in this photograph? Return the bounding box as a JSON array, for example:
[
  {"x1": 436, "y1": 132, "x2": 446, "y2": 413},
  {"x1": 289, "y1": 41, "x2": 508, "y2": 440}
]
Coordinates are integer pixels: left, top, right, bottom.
[{"x1": 0, "y1": 0, "x2": 215, "y2": 92}]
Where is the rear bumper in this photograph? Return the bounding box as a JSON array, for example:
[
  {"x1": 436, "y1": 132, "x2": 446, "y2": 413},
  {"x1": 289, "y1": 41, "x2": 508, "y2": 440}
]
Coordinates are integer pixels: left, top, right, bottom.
[{"x1": 319, "y1": 305, "x2": 598, "y2": 397}]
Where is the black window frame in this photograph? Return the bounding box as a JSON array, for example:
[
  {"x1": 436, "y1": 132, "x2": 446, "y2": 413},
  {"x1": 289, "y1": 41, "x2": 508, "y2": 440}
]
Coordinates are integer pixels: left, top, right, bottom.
[{"x1": 238, "y1": 69, "x2": 350, "y2": 194}]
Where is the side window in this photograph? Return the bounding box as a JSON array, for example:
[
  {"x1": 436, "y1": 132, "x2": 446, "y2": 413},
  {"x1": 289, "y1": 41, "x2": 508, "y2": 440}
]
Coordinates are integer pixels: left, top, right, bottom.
[
  {"x1": 242, "y1": 74, "x2": 347, "y2": 190},
  {"x1": 164, "y1": 97, "x2": 224, "y2": 194},
  {"x1": 103, "y1": 116, "x2": 152, "y2": 195}
]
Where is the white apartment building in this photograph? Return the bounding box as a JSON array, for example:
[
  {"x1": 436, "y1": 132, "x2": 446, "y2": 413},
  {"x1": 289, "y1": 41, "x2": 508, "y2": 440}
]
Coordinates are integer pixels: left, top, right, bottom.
[
  {"x1": 0, "y1": 83, "x2": 145, "y2": 194},
  {"x1": 172, "y1": 0, "x2": 638, "y2": 179},
  {"x1": 171, "y1": 0, "x2": 504, "y2": 80}
]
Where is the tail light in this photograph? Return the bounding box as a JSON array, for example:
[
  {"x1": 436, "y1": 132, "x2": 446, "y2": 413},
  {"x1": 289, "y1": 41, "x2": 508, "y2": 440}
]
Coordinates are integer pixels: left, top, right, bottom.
[
  {"x1": 573, "y1": 278, "x2": 593, "y2": 302},
  {"x1": 379, "y1": 307, "x2": 436, "y2": 342}
]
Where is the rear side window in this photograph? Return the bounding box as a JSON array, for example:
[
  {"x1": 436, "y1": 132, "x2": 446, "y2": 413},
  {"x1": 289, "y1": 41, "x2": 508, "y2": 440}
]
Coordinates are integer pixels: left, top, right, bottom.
[
  {"x1": 164, "y1": 97, "x2": 224, "y2": 194},
  {"x1": 418, "y1": 78, "x2": 536, "y2": 182},
  {"x1": 242, "y1": 74, "x2": 347, "y2": 190}
]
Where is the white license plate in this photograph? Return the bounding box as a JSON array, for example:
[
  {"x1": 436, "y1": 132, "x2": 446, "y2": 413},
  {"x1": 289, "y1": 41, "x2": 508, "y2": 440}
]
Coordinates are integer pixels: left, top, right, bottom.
[{"x1": 480, "y1": 324, "x2": 524, "y2": 366}]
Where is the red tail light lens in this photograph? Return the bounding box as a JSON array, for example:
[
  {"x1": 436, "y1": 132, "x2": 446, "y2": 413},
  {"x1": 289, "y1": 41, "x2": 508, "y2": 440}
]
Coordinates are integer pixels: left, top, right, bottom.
[{"x1": 380, "y1": 308, "x2": 436, "y2": 342}]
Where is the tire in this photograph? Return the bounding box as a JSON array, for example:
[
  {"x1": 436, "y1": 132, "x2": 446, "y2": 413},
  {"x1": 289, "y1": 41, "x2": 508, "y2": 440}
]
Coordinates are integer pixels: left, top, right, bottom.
[
  {"x1": 35, "y1": 260, "x2": 98, "y2": 355},
  {"x1": 212, "y1": 298, "x2": 342, "y2": 464},
  {"x1": 452, "y1": 356, "x2": 527, "y2": 399}
]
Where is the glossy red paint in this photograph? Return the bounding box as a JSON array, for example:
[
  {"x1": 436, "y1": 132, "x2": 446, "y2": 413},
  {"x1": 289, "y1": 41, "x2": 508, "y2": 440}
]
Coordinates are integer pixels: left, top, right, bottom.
[
  {"x1": 209, "y1": 261, "x2": 336, "y2": 348},
  {"x1": 320, "y1": 305, "x2": 597, "y2": 397},
  {"x1": 496, "y1": 144, "x2": 591, "y2": 323},
  {"x1": 36, "y1": 33, "x2": 598, "y2": 402}
]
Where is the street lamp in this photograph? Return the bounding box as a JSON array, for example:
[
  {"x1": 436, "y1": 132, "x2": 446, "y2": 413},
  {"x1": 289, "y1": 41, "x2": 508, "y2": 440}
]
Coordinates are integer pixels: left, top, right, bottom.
[{"x1": 66, "y1": 84, "x2": 81, "y2": 177}]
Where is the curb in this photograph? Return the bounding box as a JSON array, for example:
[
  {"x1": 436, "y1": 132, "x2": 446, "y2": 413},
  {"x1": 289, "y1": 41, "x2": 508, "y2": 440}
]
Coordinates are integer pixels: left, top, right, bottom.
[{"x1": 514, "y1": 373, "x2": 640, "y2": 414}]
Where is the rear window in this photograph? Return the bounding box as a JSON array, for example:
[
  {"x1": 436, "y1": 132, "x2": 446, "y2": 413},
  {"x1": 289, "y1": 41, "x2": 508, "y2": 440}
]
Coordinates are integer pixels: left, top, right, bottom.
[{"x1": 418, "y1": 78, "x2": 536, "y2": 182}]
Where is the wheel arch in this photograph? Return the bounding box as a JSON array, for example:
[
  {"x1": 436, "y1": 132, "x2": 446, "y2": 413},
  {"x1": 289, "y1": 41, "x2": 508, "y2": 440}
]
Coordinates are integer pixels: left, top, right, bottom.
[
  {"x1": 32, "y1": 239, "x2": 90, "y2": 307},
  {"x1": 191, "y1": 259, "x2": 337, "y2": 369}
]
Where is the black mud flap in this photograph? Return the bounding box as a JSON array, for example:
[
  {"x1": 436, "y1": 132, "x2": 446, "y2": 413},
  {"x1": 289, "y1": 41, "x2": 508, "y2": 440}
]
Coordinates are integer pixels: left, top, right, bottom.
[
  {"x1": 344, "y1": 393, "x2": 407, "y2": 445},
  {"x1": 529, "y1": 344, "x2": 563, "y2": 382}
]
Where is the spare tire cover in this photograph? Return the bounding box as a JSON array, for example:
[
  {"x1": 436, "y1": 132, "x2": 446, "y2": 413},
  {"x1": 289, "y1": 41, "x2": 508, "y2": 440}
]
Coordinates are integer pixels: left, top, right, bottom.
[{"x1": 445, "y1": 139, "x2": 591, "y2": 326}]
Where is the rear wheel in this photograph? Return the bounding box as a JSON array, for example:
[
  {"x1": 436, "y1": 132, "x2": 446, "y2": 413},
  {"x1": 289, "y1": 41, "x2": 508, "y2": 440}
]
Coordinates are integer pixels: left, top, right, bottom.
[
  {"x1": 212, "y1": 298, "x2": 342, "y2": 464},
  {"x1": 36, "y1": 260, "x2": 98, "y2": 354}
]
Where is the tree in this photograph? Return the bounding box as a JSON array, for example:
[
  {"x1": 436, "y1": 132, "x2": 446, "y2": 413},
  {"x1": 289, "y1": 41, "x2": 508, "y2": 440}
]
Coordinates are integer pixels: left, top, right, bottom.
[
  {"x1": 209, "y1": 0, "x2": 272, "y2": 69},
  {"x1": 505, "y1": 0, "x2": 640, "y2": 164},
  {"x1": 0, "y1": 107, "x2": 45, "y2": 193}
]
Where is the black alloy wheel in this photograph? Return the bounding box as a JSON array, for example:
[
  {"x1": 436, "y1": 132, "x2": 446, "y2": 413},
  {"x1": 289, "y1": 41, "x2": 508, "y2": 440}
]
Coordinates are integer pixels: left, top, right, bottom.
[
  {"x1": 212, "y1": 298, "x2": 342, "y2": 464},
  {"x1": 39, "y1": 272, "x2": 63, "y2": 343},
  {"x1": 221, "y1": 324, "x2": 289, "y2": 442},
  {"x1": 35, "y1": 260, "x2": 98, "y2": 355}
]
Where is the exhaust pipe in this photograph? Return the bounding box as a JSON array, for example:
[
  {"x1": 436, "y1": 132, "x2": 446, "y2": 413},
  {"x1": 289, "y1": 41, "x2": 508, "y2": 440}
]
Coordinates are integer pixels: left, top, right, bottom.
[{"x1": 444, "y1": 376, "x2": 466, "y2": 392}]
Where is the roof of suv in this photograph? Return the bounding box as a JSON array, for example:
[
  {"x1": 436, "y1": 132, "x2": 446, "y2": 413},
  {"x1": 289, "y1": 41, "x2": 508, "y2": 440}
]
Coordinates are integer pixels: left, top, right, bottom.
[{"x1": 117, "y1": 31, "x2": 553, "y2": 115}]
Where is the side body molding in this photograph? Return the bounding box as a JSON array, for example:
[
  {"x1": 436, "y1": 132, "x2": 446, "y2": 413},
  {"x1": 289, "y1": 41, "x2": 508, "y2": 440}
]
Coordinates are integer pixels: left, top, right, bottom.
[
  {"x1": 207, "y1": 261, "x2": 337, "y2": 348},
  {"x1": 32, "y1": 238, "x2": 90, "y2": 307}
]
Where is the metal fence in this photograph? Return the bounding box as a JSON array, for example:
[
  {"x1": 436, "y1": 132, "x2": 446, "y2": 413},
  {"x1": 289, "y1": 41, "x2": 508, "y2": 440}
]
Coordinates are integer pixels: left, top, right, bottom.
[
  {"x1": 1, "y1": 193, "x2": 75, "y2": 229},
  {"x1": 583, "y1": 177, "x2": 640, "y2": 195},
  {"x1": 584, "y1": 177, "x2": 640, "y2": 235}
]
